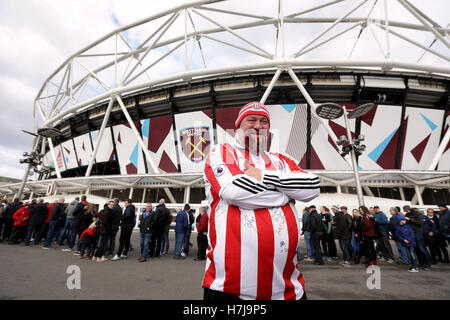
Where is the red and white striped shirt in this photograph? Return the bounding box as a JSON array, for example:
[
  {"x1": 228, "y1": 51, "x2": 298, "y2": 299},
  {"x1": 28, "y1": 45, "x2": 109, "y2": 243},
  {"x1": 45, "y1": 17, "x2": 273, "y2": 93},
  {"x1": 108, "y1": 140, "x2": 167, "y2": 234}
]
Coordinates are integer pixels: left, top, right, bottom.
[{"x1": 202, "y1": 139, "x2": 320, "y2": 300}]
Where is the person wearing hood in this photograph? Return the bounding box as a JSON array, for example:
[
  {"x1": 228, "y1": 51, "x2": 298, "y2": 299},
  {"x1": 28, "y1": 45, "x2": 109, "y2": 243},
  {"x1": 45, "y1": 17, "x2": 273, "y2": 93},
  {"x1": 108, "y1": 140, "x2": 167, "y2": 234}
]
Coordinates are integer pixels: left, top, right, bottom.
[
  {"x1": 62, "y1": 197, "x2": 84, "y2": 253},
  {"x1": 25, "y1": 199, "x2": 48, "y2": 246},
  {"x1": 395, "y1": 216, "x2": 419, "y2": 272},
  {"x1": 9, "y1": 203, "x2": 30, "y2": 244},
  {"x1": 112, "y1": 199, "x2": 136, "y2": 261},
  {"x1": 59, "y1": 197, "x2": 80, "y2": 247}
]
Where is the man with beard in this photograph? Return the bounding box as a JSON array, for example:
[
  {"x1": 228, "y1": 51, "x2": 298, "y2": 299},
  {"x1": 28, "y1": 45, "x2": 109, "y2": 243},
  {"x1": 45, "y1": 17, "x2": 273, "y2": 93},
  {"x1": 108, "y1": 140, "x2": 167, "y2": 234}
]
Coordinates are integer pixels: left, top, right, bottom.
[{"x1": 202, "y1": 102, "x2": 320, "y2": 300}]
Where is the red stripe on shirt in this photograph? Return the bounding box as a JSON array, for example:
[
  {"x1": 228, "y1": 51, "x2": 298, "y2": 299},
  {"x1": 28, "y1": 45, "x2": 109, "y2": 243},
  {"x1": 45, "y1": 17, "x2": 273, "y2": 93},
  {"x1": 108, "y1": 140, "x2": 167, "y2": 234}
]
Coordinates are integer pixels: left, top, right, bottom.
[
  {"x1": 262, "y1": 153, "x2": 276, "y2": 170},
  {"x1": 221, "y1": 144, "x2": 242, "y2": 176},
  {"x1": 223, "y1": 205, "x2": 241, "y2": 295},
  {"x1": 254, "y1": 208, "x2": 274, "y2": 300},
  {"x1": 281, "y1": 204, "x2": 300, "y2": 300},
  {"x1": 278, "y1": 153, "x2": 306, "y2": 172},
  {"x1": 205, "y1": 154, "x2": 221, "y2": 194},
  {"x1": 202, "y1": 190, "x2": 219, "y2": 288}
]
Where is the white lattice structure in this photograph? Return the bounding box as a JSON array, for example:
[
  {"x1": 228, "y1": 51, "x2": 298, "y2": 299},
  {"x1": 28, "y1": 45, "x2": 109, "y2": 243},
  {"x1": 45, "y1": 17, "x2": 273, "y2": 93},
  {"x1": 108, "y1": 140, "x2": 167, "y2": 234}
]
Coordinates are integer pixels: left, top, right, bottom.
[{"x1": 6, "y1": 0, "x2": 449, "y2": 204}]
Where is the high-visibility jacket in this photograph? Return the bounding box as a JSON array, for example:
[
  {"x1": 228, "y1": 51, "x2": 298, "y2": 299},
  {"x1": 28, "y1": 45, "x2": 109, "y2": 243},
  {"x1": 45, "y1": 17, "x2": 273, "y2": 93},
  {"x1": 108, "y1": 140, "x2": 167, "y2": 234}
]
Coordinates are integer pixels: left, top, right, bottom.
[{"x1": 202, "y1": 139, "x2": 320, "y2": 300}]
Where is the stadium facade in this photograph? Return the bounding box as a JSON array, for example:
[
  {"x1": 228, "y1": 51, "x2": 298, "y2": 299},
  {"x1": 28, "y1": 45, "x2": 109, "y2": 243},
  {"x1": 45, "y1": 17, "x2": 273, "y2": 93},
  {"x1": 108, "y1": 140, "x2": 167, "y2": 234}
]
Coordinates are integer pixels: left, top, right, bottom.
[{"x1": 2, "y1": 0, "x2": 449, "y2": 208}]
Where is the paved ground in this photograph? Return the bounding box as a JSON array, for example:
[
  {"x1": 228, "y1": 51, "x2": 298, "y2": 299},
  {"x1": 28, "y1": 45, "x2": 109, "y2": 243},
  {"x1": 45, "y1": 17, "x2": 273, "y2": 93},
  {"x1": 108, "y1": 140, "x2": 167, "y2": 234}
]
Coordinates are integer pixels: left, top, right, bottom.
[{"x1": 1, "y1": 231, "x2": 449, "y2": 300}]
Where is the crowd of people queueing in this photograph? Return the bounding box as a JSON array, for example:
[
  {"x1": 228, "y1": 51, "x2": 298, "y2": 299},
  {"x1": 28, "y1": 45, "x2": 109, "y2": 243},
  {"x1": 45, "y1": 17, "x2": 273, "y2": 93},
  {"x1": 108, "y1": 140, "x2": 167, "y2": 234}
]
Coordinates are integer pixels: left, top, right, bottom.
[
  {"x1": 300, "y1": 203, "x2": 450, "y2": 272},
  {"x1": 0, "y1": 196, "x2": 210, "y2": 263}
]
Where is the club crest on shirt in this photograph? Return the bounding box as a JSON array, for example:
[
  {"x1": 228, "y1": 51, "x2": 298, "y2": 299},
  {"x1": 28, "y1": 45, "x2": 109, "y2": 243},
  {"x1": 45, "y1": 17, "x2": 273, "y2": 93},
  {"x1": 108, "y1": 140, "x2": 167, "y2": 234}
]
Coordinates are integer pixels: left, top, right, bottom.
[{"x1": 179, "y1": 126, "x2": 211, "y2": 163}]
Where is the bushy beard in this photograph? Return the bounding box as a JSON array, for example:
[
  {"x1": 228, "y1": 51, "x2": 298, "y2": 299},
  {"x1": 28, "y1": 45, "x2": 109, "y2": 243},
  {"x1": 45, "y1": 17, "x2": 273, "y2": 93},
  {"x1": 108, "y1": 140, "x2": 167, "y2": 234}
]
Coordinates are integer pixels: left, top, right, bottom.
[{"x1": 235, "y1": 128, "x2": 271, "y2": 155}]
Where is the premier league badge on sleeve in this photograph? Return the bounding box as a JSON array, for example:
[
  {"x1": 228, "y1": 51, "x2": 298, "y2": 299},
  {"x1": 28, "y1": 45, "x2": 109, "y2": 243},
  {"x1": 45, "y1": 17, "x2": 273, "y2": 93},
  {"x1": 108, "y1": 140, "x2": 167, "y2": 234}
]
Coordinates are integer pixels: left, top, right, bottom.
[{"x1": 214, "y1": 164, "x2": 226, "y2": 177}]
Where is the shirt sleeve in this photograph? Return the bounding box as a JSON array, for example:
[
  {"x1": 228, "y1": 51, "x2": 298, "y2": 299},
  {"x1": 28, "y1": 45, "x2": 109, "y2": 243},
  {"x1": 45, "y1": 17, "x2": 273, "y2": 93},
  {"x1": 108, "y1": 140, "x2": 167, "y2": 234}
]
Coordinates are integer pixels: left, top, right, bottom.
[
  {"x1": 204, "y1": 144, "x2": 290, "y2": 210},
  {"x1": 261, "y1": 153, "x2": 320, "y2": 203}
]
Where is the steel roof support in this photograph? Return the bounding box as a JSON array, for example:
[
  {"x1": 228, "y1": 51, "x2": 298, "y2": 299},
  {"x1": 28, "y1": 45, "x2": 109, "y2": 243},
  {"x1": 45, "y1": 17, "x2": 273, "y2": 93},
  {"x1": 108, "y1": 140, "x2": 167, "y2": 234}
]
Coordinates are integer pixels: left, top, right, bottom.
[
  {"x1": 85, "y1": 96, "x2": 115, "y2": 177},
  {"x1": 287, "y1": 68, "x2": 353, "y2": 169},
  {"x1": 293, "y1": 0, "x2": 369, "y2": 58},
  {"x1": 397, "y1": 0, "x2": 450, "y2": 50},
  {"x1": 428, "y1": 123, "x2": 450, "y2": 170}
]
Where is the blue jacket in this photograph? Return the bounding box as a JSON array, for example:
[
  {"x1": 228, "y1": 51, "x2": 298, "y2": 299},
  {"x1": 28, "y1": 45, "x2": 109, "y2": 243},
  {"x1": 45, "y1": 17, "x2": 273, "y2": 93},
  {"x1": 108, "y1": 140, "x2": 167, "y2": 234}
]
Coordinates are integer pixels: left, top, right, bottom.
[
  {"x1": 439, "y1": 208, "x2": 450, "y2": 236},
  {"x1": 389, "y1": 214, "x2": 401, "y2": 240},
  {"x1": 302, "y1": 211, "x2": 311, "y2": 233},
  {"x1": 422, "y1": 215, "x2": 437, "y2": 235},
  {"x1": 395, "y1": 224, "x2": 416, "y2": 247},
  {"x1": 175, "y1": 210, "x2": 189, "y2": 233},
  {"x1": 375, "y1": 211, "x2": 389, "y2": 233}
]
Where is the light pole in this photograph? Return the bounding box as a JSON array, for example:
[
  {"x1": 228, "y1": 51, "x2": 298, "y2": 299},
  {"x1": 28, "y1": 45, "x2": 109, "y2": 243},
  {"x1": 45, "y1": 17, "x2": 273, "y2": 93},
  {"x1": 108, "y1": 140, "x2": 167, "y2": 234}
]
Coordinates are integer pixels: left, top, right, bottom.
[
  {"x1": 17, "y1": 127, "x2": 62, "y2": 200},
  {"x1": 315, "y1": 103, "x2": 375, "y2": 207}
]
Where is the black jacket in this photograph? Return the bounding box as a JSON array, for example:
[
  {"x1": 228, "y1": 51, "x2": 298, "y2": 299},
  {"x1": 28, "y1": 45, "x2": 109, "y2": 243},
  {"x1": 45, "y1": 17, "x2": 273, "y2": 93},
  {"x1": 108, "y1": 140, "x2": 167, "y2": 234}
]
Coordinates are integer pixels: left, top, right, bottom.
[
  {"x1": 154, "y1": 204, "x2": 170, "y2": 234},
  {"x1": 50, "y1": 203, "x2": 65, "y2": 222},
  {"x1": 139, "y1": 210, "x2": 155, "y2": 233},
  {"x1": 121, "y1": 205, "x2": 136, "y2": 229},
  {"x1": 72, "y1": 202, "x2": 85, "y2": 225},
  {"x1": 406, "y1": 209, "x2": 423, "y2": 234},
  {"x1": 100, "y1": 207, "x2": 113, "y2": 234},
  {"x1": 333, "y1": 211, "x2": 352, "y2": 240},
  {"x1": 5, "y1": 202, "x2": 23, "y2": 219},
  {"x1": 310, "y1": 210, "x2": 323, "y2": 234},
  {"x1": 111, "y1": 205, "x2": 123, "y2": 229},
  {"x1": 29, "y1": 203, "x2": 48, "y2": 226}
]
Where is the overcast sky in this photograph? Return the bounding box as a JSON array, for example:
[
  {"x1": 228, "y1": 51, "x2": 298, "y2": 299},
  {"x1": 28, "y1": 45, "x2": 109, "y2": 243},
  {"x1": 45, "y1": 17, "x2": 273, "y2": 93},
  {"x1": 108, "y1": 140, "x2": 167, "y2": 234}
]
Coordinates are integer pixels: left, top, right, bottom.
[{"x1": 0, "y1": 0, "x2": 448, "y2": 180}]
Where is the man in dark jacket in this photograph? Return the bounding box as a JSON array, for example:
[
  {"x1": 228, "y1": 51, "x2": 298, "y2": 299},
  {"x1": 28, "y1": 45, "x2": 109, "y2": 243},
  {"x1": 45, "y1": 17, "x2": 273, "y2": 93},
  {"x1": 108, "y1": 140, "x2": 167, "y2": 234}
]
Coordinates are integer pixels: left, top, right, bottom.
[
  {"x1": 149, "y1": 199, "x2": 170, "y2": 258},
  {"x1": 138, "y1": 203, "x2": 154, "y2": 262},
  {"x1": 160, "y1": 199, "x2": 173, "y2": 256},
  {"x1": 428, "y1": 207, "x2": 449, "y2": 263},
  {"x1": 112, "y1": 199, "x2": 136, "y2": 261},
  {"x1": 309, "y1": 205, "x2": 324, "y2": 265},
  {"x1": 2, "y1": 198, "x2": 23, "y2": 242},
  {"x1": 25, "y1": 199, "x2": 48, "y2": 246},
  {"x1": 94, "y1": 201, "x2": 114, "y2": 261},
  {"x1": 437, "y1": 202, "x2": 450, "y2": 244},
  {"x1": 423, "y1": 211, "x2": 438, "y2": 264},
  {"x1": 403, "y1": 205, "x2": 431, "y2": 270},
  {"x1": 107, "y1": 198, "x2": 123, "y2": 256},
  {"x1": 182, "y1": 208, "x2": 195, "y2": 257},
  {"x1": 333, "y1": 206, "x2": 352, "y2": 267},
  {"x1": 43, "y1": 198, "x2": 65, "y2": 248}
]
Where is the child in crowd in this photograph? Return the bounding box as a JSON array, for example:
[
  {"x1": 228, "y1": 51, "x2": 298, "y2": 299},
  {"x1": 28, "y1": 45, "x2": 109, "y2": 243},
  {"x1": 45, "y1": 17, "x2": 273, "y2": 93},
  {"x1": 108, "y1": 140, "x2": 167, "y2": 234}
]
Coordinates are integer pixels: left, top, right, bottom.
[
  {"x1": 79, "y1": 215, "x2": 100, "y2": 260},
  {"x1": 395, "y1": 216, "x2": 419, "y2": 272}
]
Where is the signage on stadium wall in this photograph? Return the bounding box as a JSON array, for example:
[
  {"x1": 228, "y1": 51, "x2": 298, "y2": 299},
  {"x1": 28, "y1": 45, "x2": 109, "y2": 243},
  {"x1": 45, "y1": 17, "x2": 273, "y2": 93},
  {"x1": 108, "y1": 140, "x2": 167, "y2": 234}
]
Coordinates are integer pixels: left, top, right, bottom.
[
  {"x1": 179, "y1": 126, "x2": 211, "y2": 163},
  {"x1": 56, "y1": 150, "x2": 64, "y2": 170},
  {"x1": 47, "y1": 182, "x2": 55, "y2": 196}
]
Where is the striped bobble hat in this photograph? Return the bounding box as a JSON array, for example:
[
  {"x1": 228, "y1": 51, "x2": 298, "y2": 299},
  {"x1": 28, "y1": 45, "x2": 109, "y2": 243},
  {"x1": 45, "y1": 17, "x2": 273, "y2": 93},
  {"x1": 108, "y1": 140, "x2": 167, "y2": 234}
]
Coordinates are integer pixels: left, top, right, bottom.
[{"x1": 235, "y1": 102, "x2": 271, "y2": 129}]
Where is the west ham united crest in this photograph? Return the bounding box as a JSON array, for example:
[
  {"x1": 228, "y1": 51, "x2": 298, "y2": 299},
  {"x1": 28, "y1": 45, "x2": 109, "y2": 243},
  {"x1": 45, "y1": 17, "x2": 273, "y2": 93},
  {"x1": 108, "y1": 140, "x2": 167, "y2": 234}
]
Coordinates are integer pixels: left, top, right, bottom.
[{"x1": 179, "y1": 126, "x2": 211, "y2": 163}]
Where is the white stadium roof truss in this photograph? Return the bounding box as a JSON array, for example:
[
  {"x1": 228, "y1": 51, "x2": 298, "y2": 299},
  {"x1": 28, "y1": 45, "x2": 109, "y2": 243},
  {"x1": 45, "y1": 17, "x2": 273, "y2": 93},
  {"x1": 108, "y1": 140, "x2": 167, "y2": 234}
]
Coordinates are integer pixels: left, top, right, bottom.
[{"x1": 15, "y1": 0, "x2": 450, "y2": 201}]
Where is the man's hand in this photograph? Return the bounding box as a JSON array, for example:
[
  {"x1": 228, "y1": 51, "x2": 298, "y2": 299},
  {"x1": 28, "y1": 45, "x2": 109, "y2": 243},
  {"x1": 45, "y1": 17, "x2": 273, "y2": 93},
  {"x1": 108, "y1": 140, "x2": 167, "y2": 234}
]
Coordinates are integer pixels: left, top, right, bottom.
[{"x1": 244, "y1": 160, "x2": 263, "y2": 182}]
